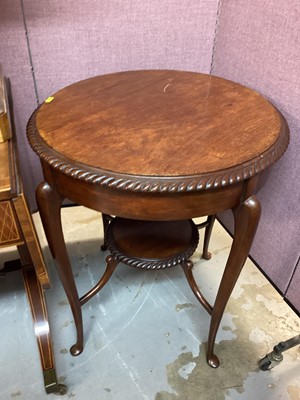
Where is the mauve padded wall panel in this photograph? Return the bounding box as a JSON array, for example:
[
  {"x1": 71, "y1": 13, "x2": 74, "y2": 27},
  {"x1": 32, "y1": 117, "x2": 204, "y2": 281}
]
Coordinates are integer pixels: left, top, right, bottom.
[
  {"x1": 213, "y1": 1, "x2": 300, "y2": 301},
  {"x1": 24, "y1": 0, "x2": 219, "y2": 104},
  {"x1": 0, "y1": 1, "x2": 41, "y2": 208}
]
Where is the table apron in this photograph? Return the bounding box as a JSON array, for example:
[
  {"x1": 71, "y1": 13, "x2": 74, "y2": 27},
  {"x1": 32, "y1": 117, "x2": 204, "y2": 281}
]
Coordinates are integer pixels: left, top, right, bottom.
[{"x1": 46, "y1": 168, "x2": 245, "y2": 220}]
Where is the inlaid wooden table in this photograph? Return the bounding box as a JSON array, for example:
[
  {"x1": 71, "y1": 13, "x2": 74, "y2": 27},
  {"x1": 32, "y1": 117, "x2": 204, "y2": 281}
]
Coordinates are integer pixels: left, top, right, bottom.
[
  {"x1": 0, "y1": 66, "x2": 65, "y2": 394},
  {"x1": 27, "y1": 70, "x2": 289, "y2": 368},
  {"x1": 0, "y1": 140, "x2": 64, "y2": 394}
]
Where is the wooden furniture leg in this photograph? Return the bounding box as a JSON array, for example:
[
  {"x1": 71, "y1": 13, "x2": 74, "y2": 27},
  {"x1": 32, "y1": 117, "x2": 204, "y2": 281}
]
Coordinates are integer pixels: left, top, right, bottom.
[
  {"x1": 195, "y1": 215, "x2": 216, "y2": 260},
  {"x1": 100, "y1": 214, "x2": 113, "y2": 251},
  {"x1": 22, "y1": 266, "x2": 65, "y2": 394},
  {"x1": 80, "y1": 255, "x2": 119, "y2": 306},
  {"x1": 181, "y1": 259, "x2": 213, "y2": 315},
  {"x1": 202, "y1": 214, "x2": 216, "y2": 260},
  {"x1": 36, "y1": 182, "x2": 83, "y2": 356},
  {"x1": 207, "y1": 196, "x2": 261, "y2": 367},
  {"x1": 2, "y1": 253, "x2": 65, "y2": 394},
  {"x1": 18, "y1": 243, "x2": 65, "y2": 394},
  {"x1": 13, "y1": 194, "x2": 50, "y2": 289}
]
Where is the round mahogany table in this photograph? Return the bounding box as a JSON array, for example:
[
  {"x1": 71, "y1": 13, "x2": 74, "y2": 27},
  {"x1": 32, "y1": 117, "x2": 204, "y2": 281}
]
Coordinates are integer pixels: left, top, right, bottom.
[{"x1": 27, "y1": 70, "x2": 289, "y2": 368}]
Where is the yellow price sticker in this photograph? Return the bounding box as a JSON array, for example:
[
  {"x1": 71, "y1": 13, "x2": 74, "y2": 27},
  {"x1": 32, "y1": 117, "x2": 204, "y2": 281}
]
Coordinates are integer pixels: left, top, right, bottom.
[{"x1": 45, "y1": 96, "x2": 54, "y2": 103}]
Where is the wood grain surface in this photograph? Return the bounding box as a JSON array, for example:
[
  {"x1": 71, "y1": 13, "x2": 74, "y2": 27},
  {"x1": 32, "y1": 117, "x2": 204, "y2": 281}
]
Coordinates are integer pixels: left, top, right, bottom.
[
  {"x1": 0, "y1": 142, "x2": 10, "y2": 192},
  {"x1": 35, "y1": 70, "x2": 288, "y2": 178}
]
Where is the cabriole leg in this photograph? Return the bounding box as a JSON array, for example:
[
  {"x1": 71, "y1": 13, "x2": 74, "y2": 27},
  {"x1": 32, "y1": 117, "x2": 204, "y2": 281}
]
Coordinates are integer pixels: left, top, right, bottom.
[
  {"x1": 101, "y1": 214, "x2": 113, "y2": 251},
  {"x1": 181, "y1": 259, "x2": 213, "y2": 315},
  {"x1": 80, "y1": 255, "x2": 119, "y2": 305},
  {"x1": 36, "y1": 182, "x2": 83, "y2": 356},
  {"x1": 202, "y1": 214, "x2": 216, "y2": 260},
  {"x1": 207, "y1": 196, "x2": 261, "y2": 367}
]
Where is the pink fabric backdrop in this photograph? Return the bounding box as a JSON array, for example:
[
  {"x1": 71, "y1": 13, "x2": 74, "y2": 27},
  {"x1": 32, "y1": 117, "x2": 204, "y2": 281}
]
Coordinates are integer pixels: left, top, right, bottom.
[
  {"x1": 0, "y1": 1, "x2": 40, "y2": 207},
  {"x1": 23, "y1": 0, "x2": 219, "y2": 102},
  {"x1": 213, "y1": 0, "x2": 300, "y2": 308}
]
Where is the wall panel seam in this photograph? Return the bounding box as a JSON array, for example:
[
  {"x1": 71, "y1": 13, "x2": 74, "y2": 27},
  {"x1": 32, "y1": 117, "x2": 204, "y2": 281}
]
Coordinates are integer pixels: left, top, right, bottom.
[
  {"x1": 284, "y1": 255, "x2": 300, "y2": 298},
  {"x1": 20, "y1": 0, "x2": 39, "y2": 106},
  {"x1": 210, "y1": 0, "x2": 223, "y2": 75}
]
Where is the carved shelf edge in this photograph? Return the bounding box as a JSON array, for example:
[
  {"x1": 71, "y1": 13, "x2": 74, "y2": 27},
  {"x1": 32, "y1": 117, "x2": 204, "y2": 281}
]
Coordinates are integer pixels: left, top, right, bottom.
[
  {"x1": 27, "y1": 109, "x2": 290, "y2": 194},
  {"x1": 106, "y1": 219, "x2": 199, "y2": 270}
]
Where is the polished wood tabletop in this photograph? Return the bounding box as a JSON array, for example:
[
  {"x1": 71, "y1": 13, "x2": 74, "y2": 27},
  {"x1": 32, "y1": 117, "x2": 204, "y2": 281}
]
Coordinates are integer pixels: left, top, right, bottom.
[
  {"x1": 29, "y1": 70, "x2": 288, "y2": 195},
  {"x1": 27, "y1": 70, "x2": 289, "y2": 368}
]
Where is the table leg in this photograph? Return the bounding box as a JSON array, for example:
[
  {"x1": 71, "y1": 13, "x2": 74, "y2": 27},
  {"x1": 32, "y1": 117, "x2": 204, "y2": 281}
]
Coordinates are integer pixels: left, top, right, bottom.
[
  {"x1": 36, "y1": 182, "x2": 83, "y2": 356},
  {"x1": 13, "y1": 194, "x2": 50, "y2": 289},
  {"x1": 101, "y1": 214, "x2": 113, "y2": 251},
  {"x1": 79, "y1": 255, "x2": 119, "y2": 305},
  {"x1": 207, "y1": 195, "x2": 261, "y2": 368},
  {"x1": 182, "y1": 259, "x2": 213, "y2": 315},
  {"x1": 22, "y1": 261, "x2": 66, "y2": 394},
  {"x1": 202, "y1": 214, "x2": 216, "y2": 260}
]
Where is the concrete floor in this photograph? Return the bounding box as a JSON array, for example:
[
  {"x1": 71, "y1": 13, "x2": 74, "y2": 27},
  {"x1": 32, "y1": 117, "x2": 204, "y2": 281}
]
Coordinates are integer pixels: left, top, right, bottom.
[{"x1": 0, "y1": 206, "x2": 299, "y2": 400}]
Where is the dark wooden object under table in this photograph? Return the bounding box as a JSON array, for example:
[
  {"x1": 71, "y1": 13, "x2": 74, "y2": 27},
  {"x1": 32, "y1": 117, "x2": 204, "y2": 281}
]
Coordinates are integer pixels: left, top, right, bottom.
[
  {"x1": 27, "y1": 70, "x2": 289, "y2": 368},
  {"x1": 0, "y1": 68, "x2": 65, "y2": 394}
]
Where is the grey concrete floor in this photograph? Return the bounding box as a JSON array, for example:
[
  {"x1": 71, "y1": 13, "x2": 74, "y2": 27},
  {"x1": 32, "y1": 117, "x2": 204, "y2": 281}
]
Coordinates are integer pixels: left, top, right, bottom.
[{"x1": 0, "y1": 206, "x2": 299, "y2": 400}]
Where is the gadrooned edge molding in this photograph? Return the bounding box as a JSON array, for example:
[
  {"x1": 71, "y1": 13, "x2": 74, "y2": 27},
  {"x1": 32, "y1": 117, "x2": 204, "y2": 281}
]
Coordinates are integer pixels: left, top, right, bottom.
[
  {"x1": 106, "y1": 219, "x2": 199, "y2": 270},
  {"x1": 26, "y1": 108, "x2": 290, "y2": 194}
]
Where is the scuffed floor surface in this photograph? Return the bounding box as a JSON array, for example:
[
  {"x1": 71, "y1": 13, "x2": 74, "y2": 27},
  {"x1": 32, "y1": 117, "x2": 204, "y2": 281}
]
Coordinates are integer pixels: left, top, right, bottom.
[{"x1": 0, "y1": 206, "x2": 299, "y2": 400}]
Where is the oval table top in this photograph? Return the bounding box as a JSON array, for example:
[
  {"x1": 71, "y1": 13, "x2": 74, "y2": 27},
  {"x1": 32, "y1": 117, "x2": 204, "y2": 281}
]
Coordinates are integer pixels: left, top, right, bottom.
[{"x1": 27, "y1": 70, "x2": 289, "y2": 193}]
